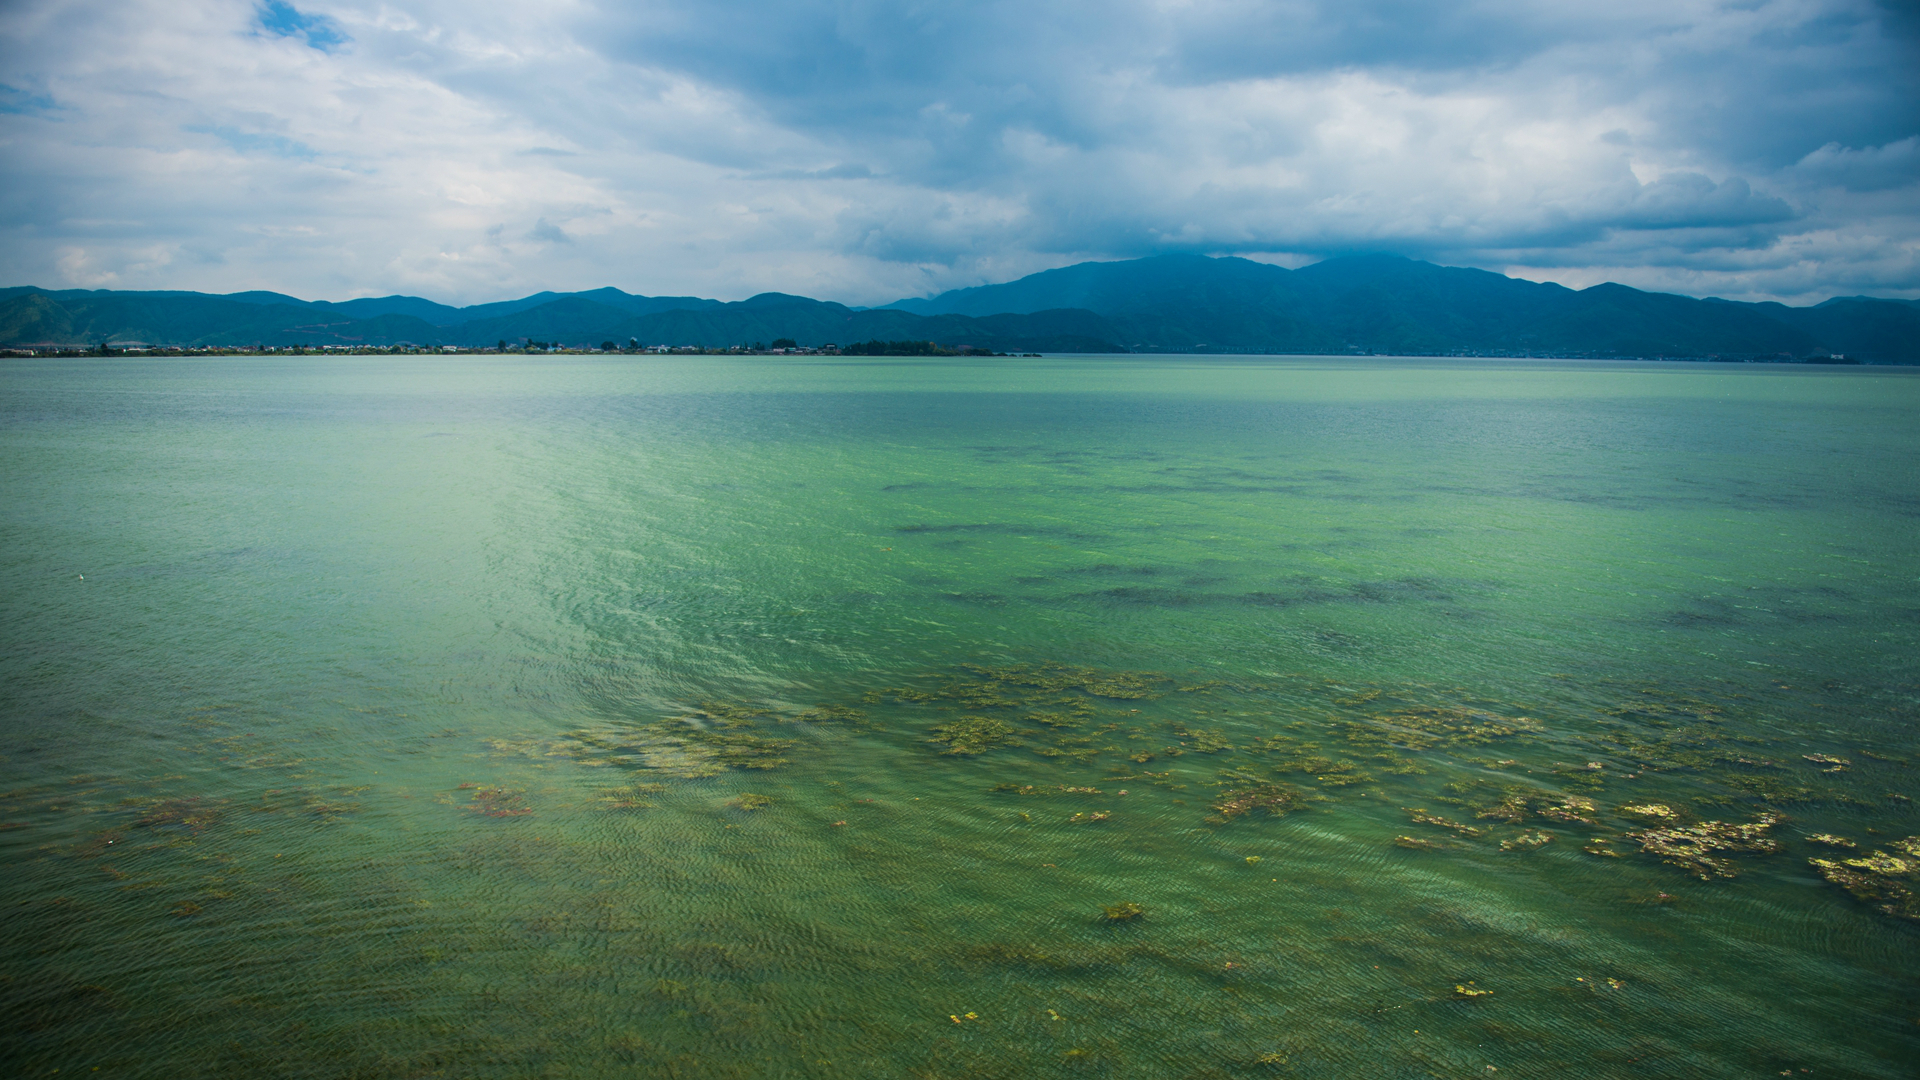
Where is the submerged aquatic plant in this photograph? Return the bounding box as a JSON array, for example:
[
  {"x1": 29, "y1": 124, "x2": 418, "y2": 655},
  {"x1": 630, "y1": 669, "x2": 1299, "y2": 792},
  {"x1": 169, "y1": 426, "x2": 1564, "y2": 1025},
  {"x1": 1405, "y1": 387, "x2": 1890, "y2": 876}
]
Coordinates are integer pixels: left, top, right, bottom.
[
  {"x1": 552, "y1": 719, "x2": 796, "y2": 777},
  {"x1": 928, "y1": 715, "x2": 1016, "y2": 755},
  {"x1": 793, "y1": 704, "x2": 866, "y2": 724},
  {"x1": 462, "y1": 786, "x2": 532, "y2": 818},
  {"x1": 132, "y1": 796, "x2": 225, "y2": 834},
  {"x1": 961, "y1": 662, "x2": 1167, "y2": 700},
  {"x1": 1209, "y1": 783, "x2": 1298, "y2": 822},
  {"x1": 1101, "y1": 901, "x2": 1145, "y2": 922},
  {"x1": 727, "y1": 793, "x2": 773, "y2": 811}
]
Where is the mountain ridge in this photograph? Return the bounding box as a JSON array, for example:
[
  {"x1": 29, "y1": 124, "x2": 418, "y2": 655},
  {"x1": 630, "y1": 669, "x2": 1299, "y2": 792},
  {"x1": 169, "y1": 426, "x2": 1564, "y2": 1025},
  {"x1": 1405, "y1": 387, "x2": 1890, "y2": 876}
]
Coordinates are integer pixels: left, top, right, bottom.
[{"x1": 3, "y1": 256, "x2": 1915, "y2": 362}]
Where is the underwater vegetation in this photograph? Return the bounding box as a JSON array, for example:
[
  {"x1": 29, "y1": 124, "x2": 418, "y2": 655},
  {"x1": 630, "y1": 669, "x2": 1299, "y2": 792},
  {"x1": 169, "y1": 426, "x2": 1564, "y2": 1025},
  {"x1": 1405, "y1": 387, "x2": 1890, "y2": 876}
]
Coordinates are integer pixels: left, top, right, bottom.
[
  {"x1": 1209, "y1": 783, "x2": 1298, "y2": 822},
  {"x1": 460, "y1": 784, "x2": 532, "y2": 817},
  {"x1": 444, "y1": 661, "x2": 1920, "y2": 926},
  {"x1": 929, "y1": 715, "x2": 1017, "y2": 755}
]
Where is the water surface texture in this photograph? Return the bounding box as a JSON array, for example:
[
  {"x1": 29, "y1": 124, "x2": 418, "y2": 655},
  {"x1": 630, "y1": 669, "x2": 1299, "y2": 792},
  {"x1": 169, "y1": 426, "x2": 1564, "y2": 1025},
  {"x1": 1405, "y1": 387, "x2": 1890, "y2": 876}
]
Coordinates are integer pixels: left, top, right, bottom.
[{"x1": 4, "y1": 356, "x2": 1918, "y2": 1078}]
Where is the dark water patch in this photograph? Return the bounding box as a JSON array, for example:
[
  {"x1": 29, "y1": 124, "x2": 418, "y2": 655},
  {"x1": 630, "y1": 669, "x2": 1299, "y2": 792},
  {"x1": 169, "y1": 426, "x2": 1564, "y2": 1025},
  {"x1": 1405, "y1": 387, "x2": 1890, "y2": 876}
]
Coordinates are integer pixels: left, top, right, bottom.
[
  {"x1": 940, "y1": 592, "x2": 1007, "y2": 607},
  {"x1": 1062, "y1": 564, "x2": 1169, "y2": 577},
  {"x1": 1081, "y1": 587, "x2": 1207, "y2": 606},
  {"x1": 1066, "y1": 576, "x2": 1462, "y2": 611},
  {"x1": 880, "y1": 482, "x2": 930, "y2": 492},
  {"x1": 893, "y1": 523, "x2": 1104, "y2": 541}
]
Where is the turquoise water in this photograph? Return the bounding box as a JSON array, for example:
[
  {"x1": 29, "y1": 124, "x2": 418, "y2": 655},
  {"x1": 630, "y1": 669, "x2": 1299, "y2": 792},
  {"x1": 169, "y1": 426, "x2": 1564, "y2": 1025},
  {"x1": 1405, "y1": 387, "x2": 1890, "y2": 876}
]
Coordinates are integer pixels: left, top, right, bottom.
[{"x1": 2, "y1": 355, "x2": 1917, "y2": 1078}]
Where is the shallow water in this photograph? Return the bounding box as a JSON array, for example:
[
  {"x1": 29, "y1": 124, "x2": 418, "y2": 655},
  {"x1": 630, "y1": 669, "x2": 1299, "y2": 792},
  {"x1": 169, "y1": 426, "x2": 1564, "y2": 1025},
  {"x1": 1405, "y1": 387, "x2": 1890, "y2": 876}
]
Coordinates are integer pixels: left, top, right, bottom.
[{"x1": 2, "y1": 355, "x2": 1917, "y2": 1078}]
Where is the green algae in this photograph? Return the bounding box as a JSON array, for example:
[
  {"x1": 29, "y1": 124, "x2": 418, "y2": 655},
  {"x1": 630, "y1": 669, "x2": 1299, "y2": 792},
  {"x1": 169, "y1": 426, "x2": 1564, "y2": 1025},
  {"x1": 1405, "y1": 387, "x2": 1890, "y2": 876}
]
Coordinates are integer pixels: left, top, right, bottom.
[
  {"x1": 1167, "y1": 722, "x2": 1234, "y2": 753},
  {"x1": 548, "y1": 718, "x2": 797, "y2": 777},
  {"x1": 792, "y1": 704, "x2": 867, "y2": 724},
  {"x1": 1626, "y1": 813, "x2": 1784, "y2": 880},
  {"x1": 461, "y1": 785, "x2": 532, "y2": 818},
  {"x1": 1209, "y1": 783, "x2": 1299, "y2": 822},
  {"x1": 1498, "y1": 830, "x2": 1554, "y2": 852},
  {"x1": 929, "y1": 715, "x2": 1019, "y2": 755},
  {"x1": 1809, "y1": 836, "x2": 1920, "y2": 920}
]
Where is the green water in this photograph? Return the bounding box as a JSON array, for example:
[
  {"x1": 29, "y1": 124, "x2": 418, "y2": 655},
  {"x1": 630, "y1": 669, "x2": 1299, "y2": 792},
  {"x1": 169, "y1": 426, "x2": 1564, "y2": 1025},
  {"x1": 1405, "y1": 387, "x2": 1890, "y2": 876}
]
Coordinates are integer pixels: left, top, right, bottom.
[{"x1": 3, "y1": 355, "x2": 1918, "y2": 1078}]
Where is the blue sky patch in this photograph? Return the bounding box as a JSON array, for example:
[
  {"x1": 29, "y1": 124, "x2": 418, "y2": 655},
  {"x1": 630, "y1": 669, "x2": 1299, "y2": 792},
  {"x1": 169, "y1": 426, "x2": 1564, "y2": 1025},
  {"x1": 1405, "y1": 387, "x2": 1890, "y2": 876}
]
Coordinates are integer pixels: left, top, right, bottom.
[
  {"x1": 0, "y1": 83, "x2": 60, "y2": 115},
  {"x1": 258, "y1": 1, "x2": 347, "y2": 52},
  {"x1": 188, "y1": 124, "x2": 317, "y2": 160}
]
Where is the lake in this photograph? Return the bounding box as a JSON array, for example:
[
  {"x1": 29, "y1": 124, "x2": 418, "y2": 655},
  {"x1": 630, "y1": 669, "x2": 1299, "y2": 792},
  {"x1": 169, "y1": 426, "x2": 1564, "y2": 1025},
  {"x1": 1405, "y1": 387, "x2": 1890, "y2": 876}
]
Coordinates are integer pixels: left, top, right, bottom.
[{"x1": 3, "y1": 355, "x2": 1917, "y2": 1078}]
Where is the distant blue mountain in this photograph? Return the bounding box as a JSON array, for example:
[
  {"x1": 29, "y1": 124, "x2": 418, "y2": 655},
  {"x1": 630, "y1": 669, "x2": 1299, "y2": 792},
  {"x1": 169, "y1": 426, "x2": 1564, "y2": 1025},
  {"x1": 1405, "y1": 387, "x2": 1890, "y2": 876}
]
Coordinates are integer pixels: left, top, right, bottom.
[
  {"x1": 883, "y1": 254, "x2": 1919, "y2": 362},
  {"x1": 3, "y1": 257, "x2": 1915, "y2": 361}
]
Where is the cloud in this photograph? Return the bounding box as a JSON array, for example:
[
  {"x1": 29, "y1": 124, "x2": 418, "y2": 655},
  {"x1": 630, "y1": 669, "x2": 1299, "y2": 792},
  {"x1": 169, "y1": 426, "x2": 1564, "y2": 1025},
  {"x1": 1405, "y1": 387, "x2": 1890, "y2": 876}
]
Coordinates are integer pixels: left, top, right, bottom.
[
  {"x1": 527, "y1": 217, "x2": 572, "y2": 244},
  {"x1": 0, "y1": 0, "x2": 1914, "y2": 305},
  {"x1": 1793, "y1": 135, "x2": 1920, "y2": 191}
]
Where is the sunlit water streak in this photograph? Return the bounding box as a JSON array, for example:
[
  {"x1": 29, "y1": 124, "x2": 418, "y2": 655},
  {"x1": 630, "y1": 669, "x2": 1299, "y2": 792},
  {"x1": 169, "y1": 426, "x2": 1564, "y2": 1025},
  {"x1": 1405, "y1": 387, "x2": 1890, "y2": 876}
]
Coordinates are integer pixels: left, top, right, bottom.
[{"x1": 2, "y1": 355, "x2": 1917, "y2": 1078}]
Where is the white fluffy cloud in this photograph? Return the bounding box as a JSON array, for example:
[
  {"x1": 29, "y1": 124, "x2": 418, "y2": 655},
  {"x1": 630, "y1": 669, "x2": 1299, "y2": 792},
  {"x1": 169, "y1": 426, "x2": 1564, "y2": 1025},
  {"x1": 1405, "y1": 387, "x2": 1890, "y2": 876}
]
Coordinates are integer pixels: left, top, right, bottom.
[{"x1": 0, "y1": 0, "x2": 1914, "y2": 304}]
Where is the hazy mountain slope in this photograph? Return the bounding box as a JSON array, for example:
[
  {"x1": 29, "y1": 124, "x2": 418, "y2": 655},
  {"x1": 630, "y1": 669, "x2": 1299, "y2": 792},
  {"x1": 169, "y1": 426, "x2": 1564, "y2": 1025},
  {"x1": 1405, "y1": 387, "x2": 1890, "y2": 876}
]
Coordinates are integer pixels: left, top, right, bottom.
[
  {"x1": 886, "y1": 254, "x2": 1285, "y2": 318},
  {"x1": 0, "y1": 291, "x2": 326, "y2": 346},
  {"x1": 572, "y1": 297, "x2": 1122, "y2": 352},
  {"x1": 1761, "y1": 299, "x2": 1920, "y2": 363},
  {"x1": 449, "y1": 297, "x2": 644, "y2": 344},
  {"x1": 318, "y1": 295, "x2": 467, "y2": 323}
]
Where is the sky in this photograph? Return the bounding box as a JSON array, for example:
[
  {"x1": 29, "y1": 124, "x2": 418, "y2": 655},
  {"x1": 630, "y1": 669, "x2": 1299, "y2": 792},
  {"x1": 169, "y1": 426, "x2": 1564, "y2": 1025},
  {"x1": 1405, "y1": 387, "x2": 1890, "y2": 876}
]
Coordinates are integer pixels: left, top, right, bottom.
[{"x1": 1, "y1": 0, "x2": 1916, "y2": 307}]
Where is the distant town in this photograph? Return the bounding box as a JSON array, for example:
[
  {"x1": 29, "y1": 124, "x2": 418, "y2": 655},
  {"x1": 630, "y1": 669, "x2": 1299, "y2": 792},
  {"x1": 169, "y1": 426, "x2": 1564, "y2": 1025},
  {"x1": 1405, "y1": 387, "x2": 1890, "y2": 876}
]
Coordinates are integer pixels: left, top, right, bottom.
[{"x1": 1, "y1": 339, "x2": 1045, "y2": 359}]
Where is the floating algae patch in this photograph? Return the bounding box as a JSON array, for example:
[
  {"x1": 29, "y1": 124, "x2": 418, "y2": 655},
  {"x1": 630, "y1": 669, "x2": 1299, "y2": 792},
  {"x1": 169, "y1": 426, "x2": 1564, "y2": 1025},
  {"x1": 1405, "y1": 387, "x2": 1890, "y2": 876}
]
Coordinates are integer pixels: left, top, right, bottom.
[
  {"x1": 1167, "y1": 722, "x2": 1234, "y2": 753},
  {"x1": 1626, "y1": 812, "x2": 1784, "y2": 880},
  {"x1": 1403, "y1": 808, "x2": 1485, "y2": 838},
  {"x1": 989, "y1": 782, "x2": 1107, "y2": 798},
  {"x1": 1319, "y1": 687, "x2": 1545, "y2": 751},
  {"x1": 1809, "y1": 837, "x2": 1920, "y2": 920},
  {"x1": 1498, "y1": 830, "x2": 1554, "y2": 852}
]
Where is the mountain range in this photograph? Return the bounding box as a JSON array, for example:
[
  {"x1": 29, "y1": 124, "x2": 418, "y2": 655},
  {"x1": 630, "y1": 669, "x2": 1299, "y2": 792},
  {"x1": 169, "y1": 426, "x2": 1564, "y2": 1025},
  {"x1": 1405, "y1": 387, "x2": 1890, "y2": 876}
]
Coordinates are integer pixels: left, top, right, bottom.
[{"x1": 4, "y1": 254, "x2": 1916, "y2": 362}]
